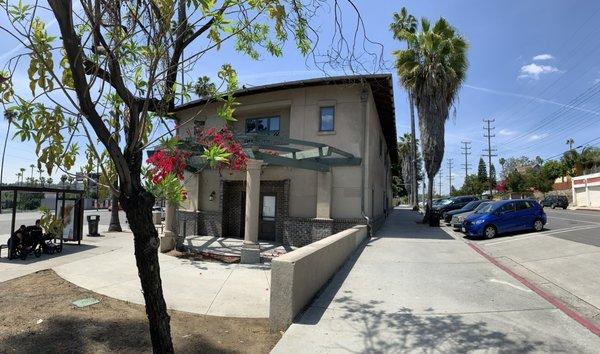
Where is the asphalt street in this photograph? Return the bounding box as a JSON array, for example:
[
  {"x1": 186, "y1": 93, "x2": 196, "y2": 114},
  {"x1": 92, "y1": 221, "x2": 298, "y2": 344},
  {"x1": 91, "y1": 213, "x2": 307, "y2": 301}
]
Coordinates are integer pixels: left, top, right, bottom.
[{"x1": 0, "y1": 209, "x2": 128, "y2": 236}]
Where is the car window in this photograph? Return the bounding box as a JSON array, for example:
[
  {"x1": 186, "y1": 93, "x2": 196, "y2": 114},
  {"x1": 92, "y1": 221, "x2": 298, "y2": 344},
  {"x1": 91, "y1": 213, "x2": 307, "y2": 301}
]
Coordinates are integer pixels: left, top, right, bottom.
[
  {"x1": 462, "y1": 201, "x2": 479, "y2": 210},
  {"x1": 497, "y1": 202, "x2": 515, "y2": 213},
  {"x1": 475, "y1": 202, "x2": 494, "y2": 213},
  {"x1": 516, "y1": 201, "x2": 531, "y2": 211}
]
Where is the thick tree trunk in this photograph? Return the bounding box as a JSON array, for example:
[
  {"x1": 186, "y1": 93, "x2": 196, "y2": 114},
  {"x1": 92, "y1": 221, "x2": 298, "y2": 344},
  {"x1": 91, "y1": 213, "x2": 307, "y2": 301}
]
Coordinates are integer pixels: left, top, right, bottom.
[
  {"x1": 122, "y1": 189, "x2": 174, "y2": 353},
  {"x1": 422, "y1": 175, "x2": 435, "y2": 224}
]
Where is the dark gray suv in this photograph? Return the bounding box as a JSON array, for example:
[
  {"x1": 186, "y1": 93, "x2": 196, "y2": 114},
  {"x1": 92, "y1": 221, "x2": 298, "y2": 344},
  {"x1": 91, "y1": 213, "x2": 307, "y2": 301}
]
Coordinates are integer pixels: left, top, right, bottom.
[{"x1": 541, "y1": 195, "x2": 569, "y2": 209}]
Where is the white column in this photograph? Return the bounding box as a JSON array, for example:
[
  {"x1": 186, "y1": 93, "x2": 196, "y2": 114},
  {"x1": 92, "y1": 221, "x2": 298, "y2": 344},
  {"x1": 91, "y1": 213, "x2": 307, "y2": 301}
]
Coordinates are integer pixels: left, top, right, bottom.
[
  {"x1": 316, "y1": 171, "x2": 332, "y2": 219},
  {"x1": 241, "y1": 159, "x2": 263, "y2": 263}
]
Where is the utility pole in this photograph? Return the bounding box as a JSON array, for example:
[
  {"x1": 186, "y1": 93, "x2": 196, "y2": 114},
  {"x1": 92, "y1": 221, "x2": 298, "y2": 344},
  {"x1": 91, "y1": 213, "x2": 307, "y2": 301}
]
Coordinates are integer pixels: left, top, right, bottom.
[
  {"x1": 483, "y1": 119, "x2": 498, "y2": 197},
  {"x1": 461, "y1": 141, "x2": 471, "y2": 178},
  {"x1": 448, "y1": 159, "x2": 454, "y2": 194}
]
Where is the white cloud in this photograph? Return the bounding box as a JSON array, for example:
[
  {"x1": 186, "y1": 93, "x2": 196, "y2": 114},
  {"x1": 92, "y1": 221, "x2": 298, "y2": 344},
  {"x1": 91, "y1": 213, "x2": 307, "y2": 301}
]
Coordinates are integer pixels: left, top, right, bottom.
[
  {"x1": 499, "y1": 129, "x2": 516, "y2": 136},
  {"x1": 518, "y1": 63, "x2": 560, "y2": 80},
  {"x1": 533, "y1": 54, "x2": 554, "y2": 61},
  {"x1": 527, "y1": 133, "x2": 548, "y2": 141}
]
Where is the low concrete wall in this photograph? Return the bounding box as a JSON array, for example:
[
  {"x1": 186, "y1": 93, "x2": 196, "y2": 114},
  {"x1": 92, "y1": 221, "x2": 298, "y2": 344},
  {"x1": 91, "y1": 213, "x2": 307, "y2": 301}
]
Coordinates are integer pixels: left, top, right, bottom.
[{"x1": 269, "y1": 225, "x2": 368, "y2": 331}]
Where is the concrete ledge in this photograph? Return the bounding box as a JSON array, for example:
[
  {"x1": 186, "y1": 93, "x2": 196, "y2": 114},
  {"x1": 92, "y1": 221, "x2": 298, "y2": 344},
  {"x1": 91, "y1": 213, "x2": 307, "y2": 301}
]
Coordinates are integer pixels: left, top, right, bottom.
[{"x1": 269, "y1": 225, "x2": 368, "y2": 331}]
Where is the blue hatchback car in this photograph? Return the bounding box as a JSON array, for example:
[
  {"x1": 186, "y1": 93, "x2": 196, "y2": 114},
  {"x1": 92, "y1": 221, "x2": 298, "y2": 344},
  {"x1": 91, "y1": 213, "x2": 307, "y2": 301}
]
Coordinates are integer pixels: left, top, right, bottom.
[{"x1": 463, "y1": 199, "x2": 547, "y2": 239}]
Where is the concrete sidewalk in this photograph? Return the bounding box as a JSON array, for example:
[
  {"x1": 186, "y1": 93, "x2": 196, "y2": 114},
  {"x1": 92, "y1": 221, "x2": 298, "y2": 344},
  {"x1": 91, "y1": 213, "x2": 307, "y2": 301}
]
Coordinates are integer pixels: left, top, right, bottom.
[
  {"x1": 272, "y1": 207, "x2": 600, "y2": 353},
  {"x1": 0, "y1": 225, "x2": 271, "y2": 318}
]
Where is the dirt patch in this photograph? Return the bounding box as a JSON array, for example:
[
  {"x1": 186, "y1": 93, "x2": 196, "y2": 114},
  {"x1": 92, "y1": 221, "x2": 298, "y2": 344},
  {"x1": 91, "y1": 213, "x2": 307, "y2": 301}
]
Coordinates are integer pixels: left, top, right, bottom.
[{"x1": 0, "y1": 270, "x2": 281, "y2": 353}]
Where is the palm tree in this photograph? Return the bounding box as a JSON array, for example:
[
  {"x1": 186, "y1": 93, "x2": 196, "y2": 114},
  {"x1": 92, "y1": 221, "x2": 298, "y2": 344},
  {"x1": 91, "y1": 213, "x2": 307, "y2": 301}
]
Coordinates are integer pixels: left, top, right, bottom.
[
  {"x1": 394, "y1": 14, "x2": 469, "y2": 221},
  {"x1": 499, "y1": 157, "x2": 506, "y2": 178},
  {"x1": 397, "y1": 133, "x2": 414, "y2": 199},
  {"x1": 391, "y1": 8, "x2": 419, "y2": 210},
  {"x1": 19, "y1": 168, "x2": 25, "y2": 184},
  {"x1": 566, "y1": 138, "x2": 575, "y2": 150},
  {"x1": 580, "y1": 146, "x2": 600, "y2": 172}
]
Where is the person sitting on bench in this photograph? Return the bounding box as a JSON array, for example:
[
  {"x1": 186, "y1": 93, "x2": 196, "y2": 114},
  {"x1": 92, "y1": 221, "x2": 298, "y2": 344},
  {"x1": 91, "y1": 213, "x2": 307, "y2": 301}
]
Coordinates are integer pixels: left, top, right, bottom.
[{"x1": 7, "y1": 225, "x2": 26, "y2": 260}]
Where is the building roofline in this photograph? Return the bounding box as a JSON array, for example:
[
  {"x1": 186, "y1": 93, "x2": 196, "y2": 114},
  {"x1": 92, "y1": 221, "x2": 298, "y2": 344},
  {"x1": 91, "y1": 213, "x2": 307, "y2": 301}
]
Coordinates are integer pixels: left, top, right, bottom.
[{"x1": 173, "y1": 73, "x2": 398, "y2": 164}]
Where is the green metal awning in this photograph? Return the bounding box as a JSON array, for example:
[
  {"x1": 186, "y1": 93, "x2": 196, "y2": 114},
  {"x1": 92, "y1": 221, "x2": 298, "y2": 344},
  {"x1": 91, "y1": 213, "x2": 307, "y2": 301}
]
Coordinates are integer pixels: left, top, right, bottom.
[
  {"x1": 180, "y1": 133, "x2": 361, "y2": 172},
  {"x1": 237, "y1": 134, "x2": 361, "y2": 172}
]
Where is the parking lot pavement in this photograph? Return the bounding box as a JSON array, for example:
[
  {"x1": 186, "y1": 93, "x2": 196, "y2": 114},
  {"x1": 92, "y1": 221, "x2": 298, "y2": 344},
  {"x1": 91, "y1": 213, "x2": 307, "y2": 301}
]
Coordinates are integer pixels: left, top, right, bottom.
[{"x1": 443, "y1": 208, "x2": 600, "y2": 327}]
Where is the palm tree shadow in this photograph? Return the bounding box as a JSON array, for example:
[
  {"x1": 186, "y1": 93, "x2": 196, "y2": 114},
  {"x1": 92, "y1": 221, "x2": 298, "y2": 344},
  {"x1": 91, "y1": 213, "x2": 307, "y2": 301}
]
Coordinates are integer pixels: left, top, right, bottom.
[{"x1": 308, "y1": 295, "x2": 569, "y2": 353}]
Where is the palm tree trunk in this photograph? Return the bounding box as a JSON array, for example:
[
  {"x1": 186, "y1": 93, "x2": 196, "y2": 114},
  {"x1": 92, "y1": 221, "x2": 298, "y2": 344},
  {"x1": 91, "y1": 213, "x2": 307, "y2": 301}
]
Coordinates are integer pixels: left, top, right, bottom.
[{"x1": 409, "y1": 93, "x2": 419, "y2": 210}]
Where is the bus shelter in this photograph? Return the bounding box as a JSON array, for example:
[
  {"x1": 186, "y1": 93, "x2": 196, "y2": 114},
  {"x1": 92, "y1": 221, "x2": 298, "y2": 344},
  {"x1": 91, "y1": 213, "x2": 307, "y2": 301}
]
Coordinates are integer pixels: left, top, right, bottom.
[{"x1": 0, "y1": 185, "x2": 85, "y2": 245}]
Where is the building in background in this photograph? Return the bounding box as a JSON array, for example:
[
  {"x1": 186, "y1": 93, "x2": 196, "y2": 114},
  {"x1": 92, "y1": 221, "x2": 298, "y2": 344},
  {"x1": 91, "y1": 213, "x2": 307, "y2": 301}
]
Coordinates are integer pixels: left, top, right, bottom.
[{"x1": 572, "y1": 172, "x2": 600, "y2": 208}]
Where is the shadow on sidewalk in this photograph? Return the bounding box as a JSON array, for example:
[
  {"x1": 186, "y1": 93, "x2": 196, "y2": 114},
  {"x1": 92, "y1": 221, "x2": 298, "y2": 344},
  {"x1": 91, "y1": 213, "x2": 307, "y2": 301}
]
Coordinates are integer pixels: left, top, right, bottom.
[
  {"x1": 318, "y1": 294, "x2": 565, "y2": 353},
  {"x1": 372, "y1": 208, "x2": 453, "y2": 241}
]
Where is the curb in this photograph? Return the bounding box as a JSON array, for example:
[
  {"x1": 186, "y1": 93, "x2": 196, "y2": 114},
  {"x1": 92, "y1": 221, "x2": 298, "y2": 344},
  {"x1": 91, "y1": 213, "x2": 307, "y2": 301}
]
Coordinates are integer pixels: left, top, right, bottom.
[{"x1": 467, "y1": 242, "x2": 600, "y2": 338}]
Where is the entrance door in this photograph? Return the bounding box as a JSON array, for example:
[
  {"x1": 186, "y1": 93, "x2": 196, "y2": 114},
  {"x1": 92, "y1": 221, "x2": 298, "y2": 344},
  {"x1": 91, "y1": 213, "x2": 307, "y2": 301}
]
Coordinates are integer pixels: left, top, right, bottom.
[
  {"x1": 239, "y1": 191, "x2": 246, "y2": 238},
  {"x1": 259, "y1": 194, "x2": 276, "y2": 241}
]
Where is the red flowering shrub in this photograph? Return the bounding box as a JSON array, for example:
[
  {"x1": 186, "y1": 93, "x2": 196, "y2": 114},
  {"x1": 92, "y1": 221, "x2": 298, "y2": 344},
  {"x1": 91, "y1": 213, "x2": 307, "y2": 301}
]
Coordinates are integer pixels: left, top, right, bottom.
[
  {"x1": 198, "y1": 127, "x2": 248, "y2": 171},
  {"x1": 497, "y1": 179, "x2": 507, "y2": 193},
  {"x1": 146, "y1": 149, "x2": 190, "y2": 184},
  {"x1": 146, "y1": 126, "x2": 247, "y2": 184}
]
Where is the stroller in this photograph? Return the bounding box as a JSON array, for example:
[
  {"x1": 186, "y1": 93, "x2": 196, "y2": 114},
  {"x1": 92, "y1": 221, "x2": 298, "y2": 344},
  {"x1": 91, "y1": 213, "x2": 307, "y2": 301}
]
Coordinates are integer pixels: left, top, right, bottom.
[
  {"x1": 41, "y1": 233, "x2": 63, "y2": 254},
  {"x1": 14, "y1": 227, "x2": 43, "y2": 260}
]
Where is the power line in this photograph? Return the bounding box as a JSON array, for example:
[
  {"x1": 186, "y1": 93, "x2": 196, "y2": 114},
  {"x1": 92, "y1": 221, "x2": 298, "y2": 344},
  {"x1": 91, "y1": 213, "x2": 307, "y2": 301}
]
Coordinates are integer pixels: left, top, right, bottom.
[
  {"x1": 483, "y1": 119, "x2": 498, "y2": 196},
  {"x1": 460, "y1": 141, "x2": 471, "y2": 178}
]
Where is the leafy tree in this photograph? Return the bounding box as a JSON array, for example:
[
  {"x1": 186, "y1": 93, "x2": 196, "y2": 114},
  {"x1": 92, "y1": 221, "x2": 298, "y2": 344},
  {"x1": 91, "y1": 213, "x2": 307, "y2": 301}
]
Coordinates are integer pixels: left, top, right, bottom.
[
  {"x1": 489, "y1": 163, "x2": 497, "y2": 188},
  {"x1": 502, "y1": 156, "x2": 536, "y2": 175},
  {"x1": 505, "y1": 170, "x2": 527, "y2": 195},
  {"x1": 459, "y1": 174, "x2": 485, "y2": 196},
  {"x1": 0, "y1": 1, "x2": 379, "y2": 351},
  {"x1": 393, "y1": 10, "x2": 468, "y2": 220},
  {"x1": 477, "y1": 157, "x2": 487, "y2": 182},
  {"x1": 540, "y1": 160, "x2": 565, "y2": 181}
]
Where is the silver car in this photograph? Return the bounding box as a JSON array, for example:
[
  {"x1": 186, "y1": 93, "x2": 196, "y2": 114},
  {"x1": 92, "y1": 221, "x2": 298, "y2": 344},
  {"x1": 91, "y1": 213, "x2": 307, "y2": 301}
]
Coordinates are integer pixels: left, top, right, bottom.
[{"x1": 451, "y1": 201, "x2": 492, "y2": 230}]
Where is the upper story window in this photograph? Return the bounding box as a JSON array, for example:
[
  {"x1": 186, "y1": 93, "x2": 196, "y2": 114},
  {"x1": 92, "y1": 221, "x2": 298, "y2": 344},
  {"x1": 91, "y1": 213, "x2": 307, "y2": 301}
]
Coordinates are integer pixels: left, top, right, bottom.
[
  {"x1": 319, "y1": 106, "x2": 335, "y2": 132},
  {"x1": 246, "y1": 116, "x2": 280, "y2": 135}
]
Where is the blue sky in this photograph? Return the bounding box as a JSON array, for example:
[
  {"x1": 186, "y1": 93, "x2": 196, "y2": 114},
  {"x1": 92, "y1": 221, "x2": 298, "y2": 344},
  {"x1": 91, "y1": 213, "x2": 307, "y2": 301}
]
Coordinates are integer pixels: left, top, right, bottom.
[{"x1": 2, "y1": 1, "x2": 600, "y2": 194}]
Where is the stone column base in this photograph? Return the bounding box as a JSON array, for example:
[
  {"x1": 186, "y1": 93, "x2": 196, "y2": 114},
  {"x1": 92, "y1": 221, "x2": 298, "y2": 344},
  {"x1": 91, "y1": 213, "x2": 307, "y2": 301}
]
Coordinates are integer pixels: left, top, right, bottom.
[
  {"x1": 241, "y1": 243, "x2": 261, "y2": 264},
  {"x1": 160, "y1": 231, "x2": 175, "y2": 253}
]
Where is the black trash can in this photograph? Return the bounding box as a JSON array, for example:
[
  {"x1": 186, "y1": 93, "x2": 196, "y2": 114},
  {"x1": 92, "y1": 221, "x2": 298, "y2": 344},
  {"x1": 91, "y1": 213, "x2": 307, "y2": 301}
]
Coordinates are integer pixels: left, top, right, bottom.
[
  {"x1": 87, "y1": 215, "x2": 100, "y2": 236},
  {"x1": 428, "y1": 210, "x2": 440, "y2": 227}
]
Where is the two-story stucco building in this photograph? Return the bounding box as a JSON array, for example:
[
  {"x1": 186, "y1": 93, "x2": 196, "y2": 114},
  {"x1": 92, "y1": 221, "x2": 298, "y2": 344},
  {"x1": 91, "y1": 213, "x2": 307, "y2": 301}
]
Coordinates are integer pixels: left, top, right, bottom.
[{"x1": 172, "y1": 74, "x2": 397, "y2": 261}]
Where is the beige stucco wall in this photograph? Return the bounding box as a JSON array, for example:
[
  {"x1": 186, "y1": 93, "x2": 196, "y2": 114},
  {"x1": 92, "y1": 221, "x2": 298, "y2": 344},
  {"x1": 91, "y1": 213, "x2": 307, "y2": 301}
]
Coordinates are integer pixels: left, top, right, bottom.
[{"x1": 176, "y1": 83, "x2": 392, "y2": 220}]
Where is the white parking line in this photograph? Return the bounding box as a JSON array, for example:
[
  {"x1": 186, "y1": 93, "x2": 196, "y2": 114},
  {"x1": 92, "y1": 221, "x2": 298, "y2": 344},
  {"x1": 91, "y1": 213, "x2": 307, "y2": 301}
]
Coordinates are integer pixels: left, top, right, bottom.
[{"x1": 547, "y1": 209, "x2": 600, "y2": 217}]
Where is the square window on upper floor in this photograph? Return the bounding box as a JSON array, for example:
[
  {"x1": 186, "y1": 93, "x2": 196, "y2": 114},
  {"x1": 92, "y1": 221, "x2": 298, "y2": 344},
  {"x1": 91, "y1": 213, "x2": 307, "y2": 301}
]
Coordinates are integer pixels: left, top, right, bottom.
[{"x1": 319, "y1": 106, "x2": 335, "y2": 132}]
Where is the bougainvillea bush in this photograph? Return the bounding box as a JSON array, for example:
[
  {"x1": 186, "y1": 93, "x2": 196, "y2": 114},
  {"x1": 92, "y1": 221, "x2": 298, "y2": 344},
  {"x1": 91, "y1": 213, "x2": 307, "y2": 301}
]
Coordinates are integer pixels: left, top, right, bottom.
[{"x1": 145, "y1": 126, "x2": 247, "y2": 202}]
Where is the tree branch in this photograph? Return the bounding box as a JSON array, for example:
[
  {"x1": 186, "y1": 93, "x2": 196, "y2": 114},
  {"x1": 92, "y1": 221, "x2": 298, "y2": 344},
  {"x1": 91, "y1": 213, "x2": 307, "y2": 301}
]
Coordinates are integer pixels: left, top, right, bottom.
[{"x1": 48, "y1": 0, "x2": 132, "y2": 194}]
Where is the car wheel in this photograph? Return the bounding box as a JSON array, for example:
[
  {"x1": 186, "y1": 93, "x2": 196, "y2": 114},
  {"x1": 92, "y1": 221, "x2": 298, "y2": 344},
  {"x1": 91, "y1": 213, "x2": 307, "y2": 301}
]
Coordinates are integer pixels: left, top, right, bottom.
[
  {"x1": 534, "y1": 219, "x2": 544, "y2": 232},
  {"x1": 562, "y1": 206, "x2": 567, "y2": 210},
  {"x1": 484, "y1": 225, "x2": 497, "y2": 239}
]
